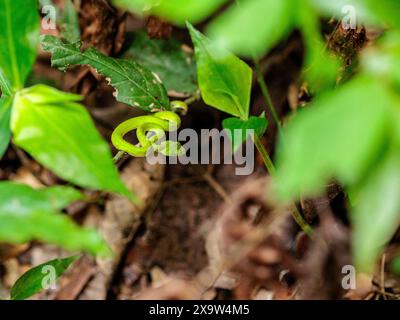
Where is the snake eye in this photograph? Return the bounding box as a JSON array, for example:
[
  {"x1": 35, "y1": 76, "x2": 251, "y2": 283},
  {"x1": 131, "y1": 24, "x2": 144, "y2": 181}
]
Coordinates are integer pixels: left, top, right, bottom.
[{"x1": 170, "y1": 100, "x2": 188, "y2": 115}]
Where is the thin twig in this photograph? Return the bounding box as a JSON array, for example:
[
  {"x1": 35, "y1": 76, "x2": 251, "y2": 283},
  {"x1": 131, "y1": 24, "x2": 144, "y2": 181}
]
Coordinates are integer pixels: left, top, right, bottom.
[{"x1": 253, "y1": 59, "x2": 283, "y2": 136}]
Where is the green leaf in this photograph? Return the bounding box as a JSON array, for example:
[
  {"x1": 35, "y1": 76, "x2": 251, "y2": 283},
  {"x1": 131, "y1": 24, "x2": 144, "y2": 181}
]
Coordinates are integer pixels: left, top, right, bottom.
[
  {"x1": 11, "y1": 84, "x2": 133, "y2": 198},
  {"x1": 0, "y1": 0, "x2": 39, "y2": 91},
  {"x1": 302, "y1": 40, "x2": 341, "y2": 92},
  {"x1": 391, "y1": 255, "x2": 400, "y2": 275},
  {"x1": 10, "y1": 256, "x2": 78, "y2": 300},
  {"x1": 0, "y1": 70, "x2": 13, "y2": 97},
  {"x1": 122, "y1": 31, "x2": 197, "y2": 96},
  {"x1": 187, "y1": 23, "x2": 252, "y2": 120},
  {"x1": 207, "y1": 0, "x2": 293, "y2": 57},
  {"x1": 351, "y1": 152, "x2": 400, "y2": 272},
  {"x1": 312, "y1": 0, "x2": 400, "y2": 29},
  {"x1": 0, "y1": 182, "x2": 110, "y2": 256},
  {"x1": 361, "y1": 31, "x2": 400, "y2": 90},
  {"x1": 60, "y1": 0, "x2": 81, "y2": 43},
  {"x1": 0, "y1": 182, "x2": 83, "y2": 213},
  {"x1": 297, "y1": 1, "x2": 341, "y2": 92},
  {"x1": 223, "y1": 113, "x2": 268, "y2": 151},
  {"x1": 112, "y1": 0, "x2": 228, "y2": 25},
  {"x1": 275, "y1": 76, "x2": 393, "y2": 201},
  {"x1": 41, "y1": 35, "x2": 169, "y2": 112},
  {"x1": 0, "y1": 95, "x2": 13, "y2": 158}
]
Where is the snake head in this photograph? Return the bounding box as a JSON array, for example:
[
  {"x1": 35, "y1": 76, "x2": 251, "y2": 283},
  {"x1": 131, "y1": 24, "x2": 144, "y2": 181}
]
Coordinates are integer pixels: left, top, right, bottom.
[{"x1": 170, "y1": 100, "x2": 188, "y2": 115}]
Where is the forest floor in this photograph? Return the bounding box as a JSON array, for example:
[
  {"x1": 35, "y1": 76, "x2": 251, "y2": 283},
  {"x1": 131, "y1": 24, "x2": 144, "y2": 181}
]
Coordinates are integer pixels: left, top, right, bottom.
[{"x1": 1, "y1": 0, "x2": 400, "y2": 300}]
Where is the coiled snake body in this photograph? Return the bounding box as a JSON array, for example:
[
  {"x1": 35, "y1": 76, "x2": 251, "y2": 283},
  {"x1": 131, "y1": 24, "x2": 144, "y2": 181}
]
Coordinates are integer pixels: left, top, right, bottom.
[{"x1": 111, "y1": 101, "x2": 187, "y2": 157}]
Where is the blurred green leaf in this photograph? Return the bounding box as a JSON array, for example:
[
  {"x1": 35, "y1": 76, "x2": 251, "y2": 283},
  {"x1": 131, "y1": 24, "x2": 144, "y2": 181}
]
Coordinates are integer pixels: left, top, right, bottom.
[
  {"x1": 112, "y1": 0, "x2": 228, "y2": 25},
  {"x1": 187, "y1": 23, "x2": 252, "y2": 120},
  {"x1": 207, "y1": 0, "x2": 293, "y2": 57},
  {"x1": 41, "y1": 35, "x2": 169, "y2": 112},
  {"x1": 351, "y1": 152, "x2": 400, "y2": 272},
  {"x1": 297, "y1": 1, "x2": 341, "y2": 92},
  {"x1": 11, "y1": 84, "x2": 133, "y2": 198},
  {"x1": 60, "y1": 0, "x2": 81, "y2": 42},
  {"x1": 0, "y1": 0, "x2": 39, "y2": 91},
  {"x1": 123, "y1": 31, "x2": 197, "y2": 96},
  {"x1": 302, "y1": 40, "x2": 340, "y2": 92},
  {"x1": 361, "y1": 31, "x2": 400, "y2": 90},
  {"x1": 11, "y1": 256, "x2": 78, "y2": 300},
  {"x1": 312, "y1": 0, "x2": 400, "y2": 29},
  {"x1": 0, "y1": 183, "x2": 83, "y2": 213},
  {"x1": 0, "y1": 95, "x2": 12, "y2": 158},
  {"x1": 0, "y1": 182, "x2": 110, "y2": 255},
  {"x1": 275, "y1": 76, "x2": 393, "y2": 201},
  {"x1": 223, "y1": 113, "x2": 267, "y2": 151},
  {"x1": 391, "y1": 255, "x2": 400, "y2": 275}
]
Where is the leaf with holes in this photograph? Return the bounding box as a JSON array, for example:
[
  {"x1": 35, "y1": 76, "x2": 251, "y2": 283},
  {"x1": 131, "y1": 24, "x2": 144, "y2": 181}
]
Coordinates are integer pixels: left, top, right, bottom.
[{"x1": 41, "y1": 35, "x2": 169, "y2": 112}]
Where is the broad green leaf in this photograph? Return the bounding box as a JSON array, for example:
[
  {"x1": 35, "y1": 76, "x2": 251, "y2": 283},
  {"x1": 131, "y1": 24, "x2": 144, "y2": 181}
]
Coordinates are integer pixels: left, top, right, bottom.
[
  {"x1": 11, "y1": 85, "x2": 133, "y2": 199},
  {"x1": 112, "y1": 0, "x2": 228, "y2": 25},
  {"x1": 223, "y1": 113, "x2": 268, "y2": 151},
  {"x1": 207, "y1": 0, "x2": 293, "y2": 57},
  {"x1": 0, "y1": 182, "x2": 110, "y2": 255},
  {"x1": 14, "y1": 83, "x2": 82, "y2": 104},
  {"x1": 123, "y1": 32, "x2": 197, "y2": 96},
  {"x1": 187, "y1": 23, "x2": 252, "y2": 120},
  {"x1": 0, "y1": 0, "x2": 39, "y2": 91},
  {"x1": 0, "y1": 95, "x2": 13, "y2": 158},
  {"x1": 41, "y1": 35, "x2": 169, "y2": 112},
  {"x1": 275, "y1": 76, "x2": 393, "y2": 201},
  {"x1": 351, "y1": 152, "x2": 400, "y2": 272},
  {"x1": 11, "y1": 256, "x2": 78, "y2": 300}
]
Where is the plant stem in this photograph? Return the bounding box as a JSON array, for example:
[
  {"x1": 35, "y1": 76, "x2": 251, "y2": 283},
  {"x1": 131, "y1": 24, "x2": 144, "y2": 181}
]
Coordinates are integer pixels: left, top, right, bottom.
[
  {"x1": 253, "y1": 135, "x2": 276, "y2": 175},
  {"x1": 253, "y1": 59, "x2": 283, "y2": 135},
  {"x1": 184, "y1": 90, "x2": 201, "y2": 105},
  {"x1": 253, "y1": 135, "x2": 313, "y2": 237}
]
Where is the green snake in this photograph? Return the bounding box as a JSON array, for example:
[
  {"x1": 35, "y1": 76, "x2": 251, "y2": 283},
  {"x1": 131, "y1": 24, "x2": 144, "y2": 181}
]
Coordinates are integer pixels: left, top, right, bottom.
[{"x1": 111, "y1": 101, "x2": 188, "y2": 157}]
